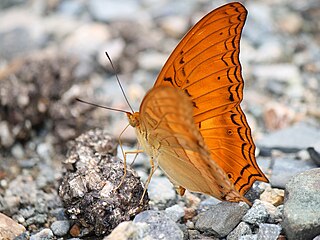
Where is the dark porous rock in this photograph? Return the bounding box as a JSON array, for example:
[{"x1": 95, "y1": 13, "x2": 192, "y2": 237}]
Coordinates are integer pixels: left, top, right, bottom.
[
  {"x1": 0, "y1": 51, "x2": 79, "y2": 148},
  {"x1": 242, "y1": 200, "x2": 269, "y2": 225},
  {"x1": 283, "y1": 168, "x2": 320, "y2": 240},
  {"x1": 195, "y1": 202, "x2": 249, "y2": 238},
  {"x1": 256, "y1": 223, "x2": 281, "y2": 240},
  {"x1": 226, "y1": 222, "x2": 252, "y2": 240},
  {"x1": 59, "y1": 129, "x2": 148, "y2": 236},
  {"x1": 133, "y1": 210, "x2": 184, "y2": 240}
]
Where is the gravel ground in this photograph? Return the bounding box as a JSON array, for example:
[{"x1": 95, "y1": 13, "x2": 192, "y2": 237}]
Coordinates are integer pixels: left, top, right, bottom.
[{"x1": 0, "y1": 0, "x2": 320, "y2": 239}]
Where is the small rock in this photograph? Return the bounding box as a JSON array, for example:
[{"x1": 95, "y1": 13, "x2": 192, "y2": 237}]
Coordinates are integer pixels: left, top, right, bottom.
[
  {"x1": 0, "y1": 121, "x2": 14, "y2": 147},
  {"x1": 138, "y1": 50, "x2": 168, "y2": 71},
  {"x1": 88, "y1": 0, "x2": 142, "y2": 22},
  {"x1": 260, "y1": 186, "x2": 284, "y2": 206},
  {"x1": 197, "y1": 196, "x2": 220, "y2": 212},
  {"x1": 188, "y1": 229, "x2": 218, "y2": 239},
  {"x1": 134, "y1": 210, "x2": 184, "y2": 240},
  {"x1": 283, "y1": 168, "x2": 320, "y2": 239},
  {"x1": 257, "y1": 223, "x2": 281, "y2": 240},
  {"x1": 242, "y1": 200, "x2": 269, "y2": 225},
  {"x1": 257, "y1": 122, "x2": 320, "y2": 151},
  {"x1": 270, "y1": 157, "x2": 317, "y2": 188},
  {"x1": 165, "y1": 204, "x2": 185, "y2": 222},
  {"x1": 0, "y1": 213, "x2": 26, "y2": 239},
  {"x1": 51, "y1": 220, "x2": 70, "y2": 237},
  {"x1": 62, "y1": 23, "x2": 110, "y2": 60},
  {"x1": 25, "y1": 213, "x2": 47, "y2": 226},
  {"x1": 105, "y1": 221, "x2": 148, "y2": 240},
  {"x1": 195, "y1": 202, "x2": 249, "y2": 238},
  {"x1": 227, "y1": 222, "x2": 252, "y2": 240},
  {"x1": 30, "y1": 228, "x2": 54, "y2": 240},
  {"x1": 148, "y1": 176, "x2": 176, "y2": 206},
  {"x1": 158, "y1": 15, "x2": 189, "y2": 38}
]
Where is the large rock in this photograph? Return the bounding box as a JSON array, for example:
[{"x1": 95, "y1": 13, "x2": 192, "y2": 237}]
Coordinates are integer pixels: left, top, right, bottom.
[{"x1": 283, "y1": 168, "x2": 320, "y2": 239}]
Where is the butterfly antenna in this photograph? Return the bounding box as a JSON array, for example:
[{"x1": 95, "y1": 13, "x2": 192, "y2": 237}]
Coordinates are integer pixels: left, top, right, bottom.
[
  {"x1": 105, "y1": 52, "x2": 134, "y2": 113},
  {"x1": 76, "y1": 98, "x2": 129, "y2": 114}
]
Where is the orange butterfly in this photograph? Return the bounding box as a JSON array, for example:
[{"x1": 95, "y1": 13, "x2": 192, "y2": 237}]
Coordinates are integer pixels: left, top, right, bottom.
[{"x1": 124, "y1": 2, "x2": 268, "y2": 204}]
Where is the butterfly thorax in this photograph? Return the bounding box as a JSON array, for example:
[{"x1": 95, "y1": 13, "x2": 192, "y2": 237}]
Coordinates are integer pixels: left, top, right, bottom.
[{"x1": 127, "y1": 112, "x2": 140, "y2": 127}]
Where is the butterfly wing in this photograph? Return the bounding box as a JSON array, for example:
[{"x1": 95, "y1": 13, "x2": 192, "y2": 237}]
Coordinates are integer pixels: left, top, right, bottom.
[
  {"x1": 137, "y1": 86, "x2": 246, "y2": 202},
  {"x1": 154, "y1": 2, "x2": 268, "y2": 195}
]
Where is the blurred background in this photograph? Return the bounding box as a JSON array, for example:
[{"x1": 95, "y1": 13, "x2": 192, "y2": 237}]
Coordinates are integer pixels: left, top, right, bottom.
[{"x1": 0, "y1": 0, "x2": 319, "y2": 237}]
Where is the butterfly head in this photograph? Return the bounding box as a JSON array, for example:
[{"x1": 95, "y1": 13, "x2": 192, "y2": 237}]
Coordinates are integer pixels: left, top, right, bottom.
[{"x1": 127, "y1": 112, "x2": 140, "y2": 127}]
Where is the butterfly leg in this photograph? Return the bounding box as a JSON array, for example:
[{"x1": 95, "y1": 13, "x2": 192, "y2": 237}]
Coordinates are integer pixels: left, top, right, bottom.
[
  {"x1": 140, "y1": 157, "x2": 158, "y2": 203},
  {"x1": 115, "y1": 149, "x2": 144, "y2": 190},
  {"x1": 115, "y1": 124, "x2": 144, "y2": 190}
]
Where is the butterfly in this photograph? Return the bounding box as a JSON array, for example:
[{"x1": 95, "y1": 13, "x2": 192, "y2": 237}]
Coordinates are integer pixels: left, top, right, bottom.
[{"x1": 122, "y1": 2, "x2": 268, "y2": 204}]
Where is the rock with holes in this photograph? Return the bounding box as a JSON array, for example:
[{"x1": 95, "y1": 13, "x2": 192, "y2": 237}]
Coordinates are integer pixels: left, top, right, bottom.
[{"x1": 59, "y1": 129, "x2": 149, "y2": 236}]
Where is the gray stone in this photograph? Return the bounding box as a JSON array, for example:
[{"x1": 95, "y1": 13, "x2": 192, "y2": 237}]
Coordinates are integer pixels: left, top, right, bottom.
[
  {"x1": 88, "y1": 0, "x2": 143, "y2": 22},
  {"x1": 270, "y1": 157, "x2": 317, "y2": 188},
  {"x1": 195, "y1": 202, "x2": 249, "y2": 238},
  {"x1": 239, "y1": 235, "x2": 258, "y2": 240},
  {"x1": 25, "y1": 214, "x2": 47, "y2": 226},
  {"x1": 30, "y1": 228, "x2": 54, "y2": 240},
  {"x1": 165, "y1": 204, "x2": 185, "y2": 222},
  {"x1": 256, "y1": 223, "x2": 281, "y2": 240},
  {"x1": 257, "y1": 122, "x2": 320, "y2": 151},
  {"x1": 283, "y1": 168, "x2": 320, "y2": 240},
  {"x1": 148, "y1": 176, "x2": 176, "y2": 205},
  {"x1": 188, "y1": 229, "x2": 218, "y2": 240},
  {"x1": 50, "y1": 220, "x2": 70, "y2": 236},
  {"x1": 227, "y1": 222, "x2": 252, "y2": 240},
  {"x1": 197, "y1": 197, "x2": 220, "y2": 212},
  {"x1": 242, "y1": 200, "x2": 269, "y2": 225},
  {"x1": 134, "y1": 210, "x2": 184, "y2": 240}
]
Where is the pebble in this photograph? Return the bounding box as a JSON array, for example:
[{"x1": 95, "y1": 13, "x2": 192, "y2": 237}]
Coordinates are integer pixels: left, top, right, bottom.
[
  {"x1": 105, "y1": 221, "x2": 148, "y2": 240},
  {"x1": 260, "y1": 186, "x2": 284, "y2": 206},
  {"x1": 138, "y1": 51, "x2": 168, "y2": 71},
  {"x1": 283, "y1": 168, "x2": 320, "y2": 239},
  {"x1": 164, "y1": 204, "x2": 185, "y2": 222},
  {"x1": 257, "y1": 122, "x2": 320, "y2": 151},
  {"x1": 30, "y1": 228, "x2": 54, "y2": 240},
  {"x1": 195, "y1": 202, "x2": 249, "y2": 238},
  {"x1": 0, "y1": 213, "x2": 26, "y2": 239},
  {"x1": 242, "y1": 200, "x2": 269, "y2": 225},
  {"x1": 227, "y1": 222, "x2": 252, "y2": 240},
  {"x1": 51, "y1": 220, "x2": 71, "y2": 236},
  {"x1": 62, "y1": 23, "x2": 111, "y2": 60},
  {"x1": 133, "y1": 210, "x2": 184, "y2": 240},
  {"x1": 148, "y1": 176, "x2": 177, "y2": 205},
  {"x1": 256, "y1": 223, "x2": 281, "y2": 240},
  {"x1": 270, "y1": 157, "x2": 317, "y2": 188},
  {"x1": 88, "y1": 0, "x2": 143, "y2": 22},
  {"x1": 0, "y1": 121, "x2": 14, "y2": 148}
]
